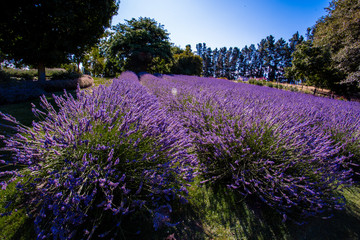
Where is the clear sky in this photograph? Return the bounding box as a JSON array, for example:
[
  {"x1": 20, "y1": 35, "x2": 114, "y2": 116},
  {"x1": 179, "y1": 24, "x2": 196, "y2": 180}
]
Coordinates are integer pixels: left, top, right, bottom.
[{"x1": 112, "y1": 0, "x2": 330, "y2": 50}]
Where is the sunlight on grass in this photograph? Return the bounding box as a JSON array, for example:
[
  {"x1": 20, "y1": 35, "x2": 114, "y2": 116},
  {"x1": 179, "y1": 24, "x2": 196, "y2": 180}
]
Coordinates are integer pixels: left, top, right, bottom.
[
  {"x1": 178, "y1": 178, "x2": 290, "y2": 240},
  {"x1": 92, "y1": 77, "x2": 113, "y2": 86}
]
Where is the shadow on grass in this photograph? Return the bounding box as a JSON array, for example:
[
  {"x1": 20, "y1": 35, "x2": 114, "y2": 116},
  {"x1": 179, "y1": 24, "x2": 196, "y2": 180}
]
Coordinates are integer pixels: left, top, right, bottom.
[
  {"x1": 169, "y1": 181, "x2": 360, "y2": 240},
  {"x1": 286, "y1": 187, "x2": 360, "y2": 240}
]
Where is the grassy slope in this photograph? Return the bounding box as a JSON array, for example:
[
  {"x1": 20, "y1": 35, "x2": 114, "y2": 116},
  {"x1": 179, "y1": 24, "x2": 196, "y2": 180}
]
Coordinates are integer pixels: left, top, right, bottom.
[{"x1": 0, "y1": 77, "x2": 359, "y2": 239}]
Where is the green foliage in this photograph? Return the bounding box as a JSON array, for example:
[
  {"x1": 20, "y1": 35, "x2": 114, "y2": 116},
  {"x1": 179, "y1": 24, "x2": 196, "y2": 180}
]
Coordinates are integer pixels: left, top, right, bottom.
[
  {"x1": 171, "y1": 45, "x2": 203, "y2": 76},
  {"x1": 285, "y1": 41, "x2": 342, "y2": 90},
  {"x1": 255, "y1": 80, "x2": 264, "y2": 86},
  {"x1": 266, "y1": 82, "x2": 274, "y2": 88},
  {"x1": 0, "y1": 0, "x2": 119, "y2": 81},
  {"x1": 313, "y1": 0, "x2": 360, "y2": 89},
  {"x1": 248, "y1": 78, "x2": 256, "y2": 84},
  {"x1": 109, "y1": 17, "x2": 172, "y2": 73},
  {"x1": 82, "y1": 46, "x2": 106, "y2": 77},
  {"x1": 0, "y1": 68, "x2": 74, "y2": 82},
  {"x1": 149, "y1": 56, "x2": 172, "y2": 74},
  {"x1": 0, "y1": 69, "x2": 36, "y2": 81}
]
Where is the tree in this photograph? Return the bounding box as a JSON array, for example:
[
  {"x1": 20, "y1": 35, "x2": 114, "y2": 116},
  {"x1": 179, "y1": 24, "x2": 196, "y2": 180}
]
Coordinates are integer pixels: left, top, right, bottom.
[
  {"x1": 171, "y1": 45, "x2": 203, "y2": 76},
  {"x1": 263, "y1": 35, "x2": 276, "y2": 80},
  {"x1": 285, "y1": 41, "x2": 341, "y2": 90},
  {"x1": 203, "y1": 47, "x2": 214, "y2": 77},
  {"x1": 274, "y1": 38, "x2": 290, "y2": 81},
  {"x1": 0, "y1": 0, "x2": 119, "y2": 81},
  {"x1": 109, "y1": 17, "x2": 172, "y2": 73},
  {"x1": 313, "y1": 0, "x2": 360, "y2": 88},
  {"x1": 215, "y1": 47, "x2": 227, "y2": 78},
  {"x1": 229, "y1": 47, "x2": 240, "y2": 79},
  {"x1": 257, "y1": 39, "x2": 268, "y2": 78},
  {"x1": 223, "y1": 47, "x2": 233, "y2": 79},
  {"x1": 289, "y1": 32, "x2": 304, "y2": 53},
  {"x1": 82, "y1": 46, "x2": 106, "y2": 77},
  {"x1": 241, "y1": 46, "x2": 250, "y2": 77}
]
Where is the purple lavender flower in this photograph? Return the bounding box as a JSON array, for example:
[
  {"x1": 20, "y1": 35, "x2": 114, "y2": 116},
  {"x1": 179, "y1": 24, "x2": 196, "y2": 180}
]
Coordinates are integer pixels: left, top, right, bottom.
[
  {"x1": 141, "y1": 73, "x2": 357, "y2": 221},
  {"x1": 0, "y1": 71, "x2": 197, "y2": 239}
]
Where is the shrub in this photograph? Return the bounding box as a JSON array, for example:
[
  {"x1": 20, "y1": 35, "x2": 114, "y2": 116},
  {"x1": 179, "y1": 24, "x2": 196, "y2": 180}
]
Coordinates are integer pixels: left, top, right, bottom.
[
  {"x1": 0, "y1": 68, "x2": 70, "y2": 81},
  {"x1": 248, "y1": 79, "x2": 256, "y2": 84},
  {"x1": 142, "y1": 74, "x2": 355, "y2": 222},
  {"x1": 266, "y1": 82, "x2": 274, "y2": 88},
  {"x1": 289, "y1": 86, "x2": 299, "y2": 92},
  {"x1": 42, "y1": 75, "x2": 94, "y2": 92},
  {"x1": 1, "y1": 68, "x2": 37, "y2": 80},
  {"x1": 0, "y1": 71, "x2": 196, "y2": 239},
  {"x1": 255, "y1": 80, "x2": 264, "y2": 86},
  {"x1": 49, "y1": 71, "x2": 81, "y2": 80}
]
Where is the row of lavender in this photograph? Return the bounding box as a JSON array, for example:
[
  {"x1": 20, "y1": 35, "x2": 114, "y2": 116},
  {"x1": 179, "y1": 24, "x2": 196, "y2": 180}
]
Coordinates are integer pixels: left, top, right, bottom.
[
  {"x1": 141, "y1": 74, "x2": 360, "y2": 221},
  {"x1": 0, "y1": 72, "x2": 197, "y2": 239},
  {"x1": 1, "y1": 72, "x2": 359, "y2": 238}
]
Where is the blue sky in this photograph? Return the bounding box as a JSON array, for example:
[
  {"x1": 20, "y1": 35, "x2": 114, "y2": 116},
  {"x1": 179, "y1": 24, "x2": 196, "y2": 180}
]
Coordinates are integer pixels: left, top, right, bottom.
[{"x1": 112, "y1": 0, "x2": 330, "y2": 50}]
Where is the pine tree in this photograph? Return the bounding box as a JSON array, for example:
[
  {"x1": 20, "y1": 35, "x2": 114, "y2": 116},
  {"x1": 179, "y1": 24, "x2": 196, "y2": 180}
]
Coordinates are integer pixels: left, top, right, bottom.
[
  {"x1": 241, "y1": 46, "x2": 250, "y2": 77},
  {"x1": 212, "y1": 48, "x2": 219, "y2": 77},
  {"x1": 264, "y1": 35, "x2": 276, "y2": 80},
  {"x1": 257, "y1": 39, "x2": 267, "y2": 78},
  {"x1": 274, "y1": 38, "x2": 289, "y2": 81},
  {"x1": 230, "y1": 47, "x2": 240, "y2": 79},
  {"x1": 289, "y1": 32, "x2": 304, "y2": 53},
  {"x1": 224, "y1": 47, "x2": 233, "y2": 79}
]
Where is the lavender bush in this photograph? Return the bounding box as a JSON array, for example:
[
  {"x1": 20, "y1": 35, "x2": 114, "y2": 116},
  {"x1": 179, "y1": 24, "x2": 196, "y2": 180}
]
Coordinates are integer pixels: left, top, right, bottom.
[
  {"x1": 0, "y1": 71, "x2": 196, "y2": 239},
  {"x1": 141, "y1": 74, "x2": 358, "y2": 221}
]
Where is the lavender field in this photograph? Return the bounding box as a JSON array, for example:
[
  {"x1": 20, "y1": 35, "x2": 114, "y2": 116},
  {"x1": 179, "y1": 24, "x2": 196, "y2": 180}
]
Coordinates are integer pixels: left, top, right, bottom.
[{"x1": 1, "y1": 72, "x2": 360, "y2": 239}]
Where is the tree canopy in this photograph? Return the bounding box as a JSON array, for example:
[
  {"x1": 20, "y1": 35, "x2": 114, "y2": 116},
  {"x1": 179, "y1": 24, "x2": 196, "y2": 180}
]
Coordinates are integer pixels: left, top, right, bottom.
[
  {"x1": 171, "y1": 45, "x2": 203, "y2": 76},
  {"x1": 0, "y1": 0, "x2": 119, "y2": 81},
  {"x1": 285, "y1": 40, "x2": 341, "y2": 90},
  {"x1": 109, "y1": 17, "x2": 172, "y2": 73},
  {"x1": 313, "y1": 0, "x2": 360, "y2": 87}
]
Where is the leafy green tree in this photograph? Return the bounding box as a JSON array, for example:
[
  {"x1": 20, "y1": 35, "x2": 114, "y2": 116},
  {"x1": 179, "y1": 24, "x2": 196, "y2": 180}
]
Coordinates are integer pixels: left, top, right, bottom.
[
  {"x1": 109, "y1": 17, "x2": 172, "y2": 73},
  {"x1": 82, "y1": 46, "x2": 106, "y2": 77},
  {"x1": 313, "y1": 0, "x2": 360, "y2": 88},
  {"x1": 0, "y1": 0, "x2": 119, "y2": 81},
  {"x1": 285, "y1": 41, "x2": 341, "y2": 90},
  {"x1": 171, "y1": 45, "x2": 203, "y2": 76}
]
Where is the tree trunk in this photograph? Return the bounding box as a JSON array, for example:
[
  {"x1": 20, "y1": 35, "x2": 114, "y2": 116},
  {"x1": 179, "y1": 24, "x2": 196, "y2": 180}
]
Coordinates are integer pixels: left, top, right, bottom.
[{"x1": 38, "y1": 63, "x2": 46, "y2": 82}]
